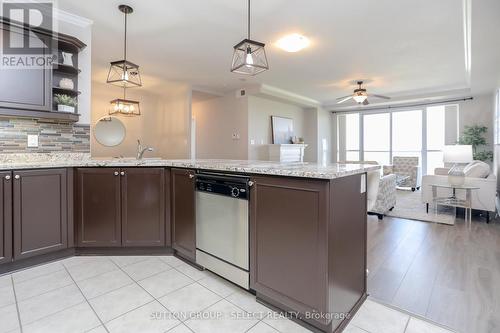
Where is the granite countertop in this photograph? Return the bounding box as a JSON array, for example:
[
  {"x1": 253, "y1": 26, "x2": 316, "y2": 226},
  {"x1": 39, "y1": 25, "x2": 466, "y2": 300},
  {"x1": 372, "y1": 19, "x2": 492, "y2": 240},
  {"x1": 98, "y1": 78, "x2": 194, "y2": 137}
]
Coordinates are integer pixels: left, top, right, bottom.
[{"x1": 0, "y1": 153, "x2": 380, "y2": 179}]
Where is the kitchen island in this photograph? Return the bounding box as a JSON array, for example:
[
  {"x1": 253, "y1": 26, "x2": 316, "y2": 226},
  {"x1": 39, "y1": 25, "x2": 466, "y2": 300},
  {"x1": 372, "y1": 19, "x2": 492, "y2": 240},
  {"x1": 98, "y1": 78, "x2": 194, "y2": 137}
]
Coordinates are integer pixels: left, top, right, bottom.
[{"x1": 0, "y1": 153, "x2": 379, "y2": 332}]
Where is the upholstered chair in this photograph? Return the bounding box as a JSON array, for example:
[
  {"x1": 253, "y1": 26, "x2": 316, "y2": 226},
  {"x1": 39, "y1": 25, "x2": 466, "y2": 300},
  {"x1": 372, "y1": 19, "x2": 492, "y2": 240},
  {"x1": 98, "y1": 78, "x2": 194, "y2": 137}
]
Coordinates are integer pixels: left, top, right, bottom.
[
  {"x1": 384, "y1": 156, "x2": 421, "y2": 191},
  {"x1": 340, "y1": 160, "x2": 397, "y2": 219}
]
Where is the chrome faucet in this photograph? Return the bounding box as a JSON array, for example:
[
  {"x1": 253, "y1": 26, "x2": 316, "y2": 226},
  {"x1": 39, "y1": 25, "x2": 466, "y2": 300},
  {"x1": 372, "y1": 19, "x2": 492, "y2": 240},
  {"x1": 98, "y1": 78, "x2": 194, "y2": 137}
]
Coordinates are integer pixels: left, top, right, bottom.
[{"x1": 137, "y1": 139, "x2": 154, "y2": 160}]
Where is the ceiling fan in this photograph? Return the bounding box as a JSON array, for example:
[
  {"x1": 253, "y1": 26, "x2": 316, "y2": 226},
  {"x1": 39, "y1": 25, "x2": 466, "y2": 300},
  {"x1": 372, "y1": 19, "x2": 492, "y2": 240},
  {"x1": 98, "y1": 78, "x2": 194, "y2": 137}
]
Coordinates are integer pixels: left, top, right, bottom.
[{"x1": 336, "y1": 81, "x2": 390, "y2": 105}]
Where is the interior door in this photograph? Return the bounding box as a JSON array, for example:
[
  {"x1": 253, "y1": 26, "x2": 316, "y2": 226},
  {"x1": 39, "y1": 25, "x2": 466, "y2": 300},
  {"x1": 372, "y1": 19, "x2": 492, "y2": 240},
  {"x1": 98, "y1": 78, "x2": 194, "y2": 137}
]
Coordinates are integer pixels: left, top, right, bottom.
[
  {"x1": 121, "y1": 168, "x2": 165, "y2": 247},
  {"x1": 13, "y1": 169, "x2": 67, "y2": 260},
  {"x1": 0, "y1": 171, "x2": 12, "y2": 264}
]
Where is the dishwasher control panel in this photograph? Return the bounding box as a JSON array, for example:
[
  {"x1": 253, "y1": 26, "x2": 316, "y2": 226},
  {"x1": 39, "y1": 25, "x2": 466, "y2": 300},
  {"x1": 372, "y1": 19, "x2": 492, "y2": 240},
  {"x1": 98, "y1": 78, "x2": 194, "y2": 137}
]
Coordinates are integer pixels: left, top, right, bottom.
[{"x1": 196, "y1": 173, "x2": 249, "y2": 200}]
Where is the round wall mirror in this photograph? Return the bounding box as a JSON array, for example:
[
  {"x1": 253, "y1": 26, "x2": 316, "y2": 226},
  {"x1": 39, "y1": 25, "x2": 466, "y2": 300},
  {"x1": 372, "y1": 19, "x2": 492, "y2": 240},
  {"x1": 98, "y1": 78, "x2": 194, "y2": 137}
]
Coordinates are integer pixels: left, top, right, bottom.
[{"x1": 93, "y1": 116, "x2": 126, "y2": 147}]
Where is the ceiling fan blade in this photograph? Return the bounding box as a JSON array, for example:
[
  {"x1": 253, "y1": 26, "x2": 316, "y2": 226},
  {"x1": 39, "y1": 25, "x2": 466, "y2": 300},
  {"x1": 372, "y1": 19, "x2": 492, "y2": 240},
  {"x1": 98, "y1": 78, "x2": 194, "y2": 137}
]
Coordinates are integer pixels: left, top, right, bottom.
[
  {"x1": 336, "y1": 96, "x2": 353, "y2": 104},
  {"x1": 369, "y1": 94, "x2": 391, "y2": 100},
  {"x1": 363, "y1": 99, "x2": 370, "y2": 105}
]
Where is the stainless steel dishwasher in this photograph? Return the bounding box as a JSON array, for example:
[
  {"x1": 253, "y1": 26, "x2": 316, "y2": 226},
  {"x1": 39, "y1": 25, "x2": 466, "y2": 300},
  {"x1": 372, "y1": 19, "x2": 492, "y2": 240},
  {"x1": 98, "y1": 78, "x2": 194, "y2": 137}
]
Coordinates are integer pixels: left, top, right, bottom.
[{"x1": 195, "y1": 172, "x2": 250, "y2": 289}]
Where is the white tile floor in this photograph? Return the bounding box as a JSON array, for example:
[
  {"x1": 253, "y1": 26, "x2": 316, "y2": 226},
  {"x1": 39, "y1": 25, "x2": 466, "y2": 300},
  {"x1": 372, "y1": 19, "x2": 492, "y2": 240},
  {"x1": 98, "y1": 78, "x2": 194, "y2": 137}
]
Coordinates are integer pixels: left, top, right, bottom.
[{"x1": 0, "y1": 255, "x2": 456, "y2": 333}]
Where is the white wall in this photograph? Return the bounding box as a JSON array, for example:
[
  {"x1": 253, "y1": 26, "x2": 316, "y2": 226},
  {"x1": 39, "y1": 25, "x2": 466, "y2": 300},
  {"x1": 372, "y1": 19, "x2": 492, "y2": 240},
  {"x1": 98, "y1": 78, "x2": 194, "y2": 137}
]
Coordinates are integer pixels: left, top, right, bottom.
[
  {"x1": 193, "y1": 93, "x2": 322, "y2": 162},
  {"x1": 192, "y1": 93, "x2": 248, "y2": 159},
  {"x1": 248, "y1": 96, "x2": 311, "y2": 161},
  {"x1": 91, "y1": 81, "x2": 191, "y2": 158},
  {"x1": 317, "y1": 107, "x2": 333, "y2": 165},
  {"x1": 457, "y1": 93, "x2": 495, "y2": 150}
]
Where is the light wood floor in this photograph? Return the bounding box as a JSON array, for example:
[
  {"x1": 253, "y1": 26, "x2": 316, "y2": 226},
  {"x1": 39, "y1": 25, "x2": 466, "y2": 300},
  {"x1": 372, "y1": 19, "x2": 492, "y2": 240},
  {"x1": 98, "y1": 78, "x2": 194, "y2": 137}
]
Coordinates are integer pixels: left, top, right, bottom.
[{"x1": 367, "y1": 213, "x2": 500, "y2": 333}]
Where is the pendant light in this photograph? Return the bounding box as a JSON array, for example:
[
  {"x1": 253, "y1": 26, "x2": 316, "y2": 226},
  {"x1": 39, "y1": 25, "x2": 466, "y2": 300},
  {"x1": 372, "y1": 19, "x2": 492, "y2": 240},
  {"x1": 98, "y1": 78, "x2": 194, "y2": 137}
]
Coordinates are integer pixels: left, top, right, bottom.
[
  {"x1": 230, "y1": 0, "x2": 269, "y2": 75},
  {"x1": 107, "y1": 4, "x2": 141, "y2": 116}
]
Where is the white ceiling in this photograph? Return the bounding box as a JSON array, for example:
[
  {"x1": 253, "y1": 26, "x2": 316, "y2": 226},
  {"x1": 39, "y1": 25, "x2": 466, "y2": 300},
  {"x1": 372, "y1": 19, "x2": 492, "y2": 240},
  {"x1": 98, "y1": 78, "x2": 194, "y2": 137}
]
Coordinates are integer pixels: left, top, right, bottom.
[{"x1": 58, "y1": 0, "x2": 500, "y2": 106}]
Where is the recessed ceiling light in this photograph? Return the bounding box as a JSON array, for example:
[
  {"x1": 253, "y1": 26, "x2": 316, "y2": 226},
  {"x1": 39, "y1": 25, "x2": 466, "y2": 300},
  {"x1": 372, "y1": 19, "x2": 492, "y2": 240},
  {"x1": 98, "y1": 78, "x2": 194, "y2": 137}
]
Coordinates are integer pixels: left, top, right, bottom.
[{"x1": 276, "y1": 34, "x2": 310, "y2": 52}]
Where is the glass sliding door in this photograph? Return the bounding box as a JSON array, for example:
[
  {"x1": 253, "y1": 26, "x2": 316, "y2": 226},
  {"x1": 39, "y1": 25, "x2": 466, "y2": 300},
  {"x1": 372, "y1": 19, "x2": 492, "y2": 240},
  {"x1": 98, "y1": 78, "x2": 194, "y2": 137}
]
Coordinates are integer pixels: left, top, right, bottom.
[
  {"x1": 426, "y1": 106, "x2": 446, "y2": 174},
  {"x1": 336, "y1": 104, "x2": 454, "y2": 174},
  {"x1": 392, "y1": 110, "x2": 422, "y2": 166},
  {"x1": 345, "y1": 113, "x2": 360, "y2": 161},
  {"x1": 363, "y1": 113, "x2": 390, "y2": 165}
]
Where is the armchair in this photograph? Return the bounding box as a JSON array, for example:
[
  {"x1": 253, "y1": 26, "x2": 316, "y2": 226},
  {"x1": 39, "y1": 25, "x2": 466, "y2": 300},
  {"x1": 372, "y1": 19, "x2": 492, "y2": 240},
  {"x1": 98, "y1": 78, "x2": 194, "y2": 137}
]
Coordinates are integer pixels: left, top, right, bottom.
[
  {"x1": 341, "y1": 160, "x2": 397, "y2": 219},
  {"x1": 384, "y1": 156, "x2": 421, "y2": 191}
]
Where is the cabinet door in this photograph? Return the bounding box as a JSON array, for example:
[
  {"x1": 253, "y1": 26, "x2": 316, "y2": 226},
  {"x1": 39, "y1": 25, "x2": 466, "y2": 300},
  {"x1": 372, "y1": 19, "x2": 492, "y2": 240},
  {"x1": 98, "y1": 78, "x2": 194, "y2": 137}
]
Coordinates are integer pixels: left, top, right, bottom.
[
  {"x1": 250, "y1": 176, "x2": 329, "y2": 316},
  {"x1": 0, "y1": 24, "x2": 51, "y2": 111},
  {"x1": 171, "y1": 168, "x2": 196, "y2": 260},
  {"x1": 121, "y1": 168, "x2": 165, "y2": 247},
  {"x1": 76, "y1": 168, "x2": 121, "y2": 247},
  {"x1": 0, "y1": 172, "x2": 12, "y2": 264},
  {"x1": 13, "y1": 169, "x2": 67, "y2": 260}
]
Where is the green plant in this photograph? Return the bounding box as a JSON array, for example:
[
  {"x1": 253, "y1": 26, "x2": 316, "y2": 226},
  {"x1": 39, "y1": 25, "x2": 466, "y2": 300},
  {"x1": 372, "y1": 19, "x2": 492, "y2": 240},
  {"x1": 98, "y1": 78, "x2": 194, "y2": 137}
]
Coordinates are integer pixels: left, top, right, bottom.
[
  {"x1": 54, "y1": 94, "x2": 77, "y2": 107},
  {"x1": 458, "y1": 125, "x2": 493, "y2": 161}
]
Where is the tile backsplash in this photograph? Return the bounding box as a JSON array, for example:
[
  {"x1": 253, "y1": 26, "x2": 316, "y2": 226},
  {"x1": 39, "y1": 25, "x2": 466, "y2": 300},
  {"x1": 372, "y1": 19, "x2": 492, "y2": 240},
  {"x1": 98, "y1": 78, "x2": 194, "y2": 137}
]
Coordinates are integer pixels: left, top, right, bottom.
[{"x1": 0, "y1": 118, "x2": 90, "y2": 153}]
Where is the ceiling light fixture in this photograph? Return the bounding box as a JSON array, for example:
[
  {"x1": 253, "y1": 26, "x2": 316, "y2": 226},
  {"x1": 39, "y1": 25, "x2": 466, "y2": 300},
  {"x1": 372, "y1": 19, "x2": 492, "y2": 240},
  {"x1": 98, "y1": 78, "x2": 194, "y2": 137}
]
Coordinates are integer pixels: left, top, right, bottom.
[
  {"x1": 276, "y1": 33, "x2": 310, "y2": 52},
  {"x1": 353, "y1": 92, "x2": 368, "y2": 104},
  {"x1": 107, "y1": 4, "x2": 141, "y2": 116},
  {"x1": 230, "y1": 0, "x2": 269, "y2": 75}
]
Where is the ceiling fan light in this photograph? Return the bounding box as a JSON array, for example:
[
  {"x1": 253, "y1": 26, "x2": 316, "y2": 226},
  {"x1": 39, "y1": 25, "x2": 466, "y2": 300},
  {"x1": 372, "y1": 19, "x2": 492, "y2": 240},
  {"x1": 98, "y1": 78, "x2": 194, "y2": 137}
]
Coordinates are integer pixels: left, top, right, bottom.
[{"x1": 353, "y1": 94, "x2": 368, "y2": 104}]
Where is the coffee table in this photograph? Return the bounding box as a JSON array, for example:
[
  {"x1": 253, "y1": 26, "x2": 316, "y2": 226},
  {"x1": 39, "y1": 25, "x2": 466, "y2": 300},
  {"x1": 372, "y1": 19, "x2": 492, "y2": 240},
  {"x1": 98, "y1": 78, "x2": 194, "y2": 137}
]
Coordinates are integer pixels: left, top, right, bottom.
[{"x1": 430, "y1": 184, "x2": 479, "y2": 227}]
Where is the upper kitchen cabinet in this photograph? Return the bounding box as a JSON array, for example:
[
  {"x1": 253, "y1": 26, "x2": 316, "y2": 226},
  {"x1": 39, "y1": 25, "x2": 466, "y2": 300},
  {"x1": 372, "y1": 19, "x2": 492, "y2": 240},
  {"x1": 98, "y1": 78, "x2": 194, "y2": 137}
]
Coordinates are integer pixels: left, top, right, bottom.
[
  {"x1": 12, "y1": 169, "x2": 69, "y2": 260},
  {"x1": 76, "y1": 168, "x2": 121, "y2": 247},
  {"x1": 0, "y1": 171, "x2": 13, "y2": 265},
  {"x1": 0, "y1": 19, "x2": 86, "y2": 122},
  {"x1": 121, "y1": 168, "x2": 166, "y2": 247},
  {"x1": 171, "y1": 168, "x2": 196, "y2": 261}
]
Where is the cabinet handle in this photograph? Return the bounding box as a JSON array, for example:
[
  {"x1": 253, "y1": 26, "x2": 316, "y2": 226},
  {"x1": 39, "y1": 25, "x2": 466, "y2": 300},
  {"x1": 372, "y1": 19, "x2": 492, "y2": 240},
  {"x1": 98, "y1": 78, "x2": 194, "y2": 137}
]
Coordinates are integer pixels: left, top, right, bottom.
[
  {"x1": 248, "y1": 180, "x2": 255, "y2": 187},
  {"x1": 188, "y1": 173, "x2": 195, "y2": 179},
  {"x1": 120, "y1": 171, "x2": 125, "y2": 176},
  {"x1": 114, "y1": 171, "x2": 119, "y2": 176},
  {"x1": 14, "y1": 175, "x2": 20, "y2": 180},
  {"x1": 5, "y1": 175, "x2": 11, "y2": 180}
]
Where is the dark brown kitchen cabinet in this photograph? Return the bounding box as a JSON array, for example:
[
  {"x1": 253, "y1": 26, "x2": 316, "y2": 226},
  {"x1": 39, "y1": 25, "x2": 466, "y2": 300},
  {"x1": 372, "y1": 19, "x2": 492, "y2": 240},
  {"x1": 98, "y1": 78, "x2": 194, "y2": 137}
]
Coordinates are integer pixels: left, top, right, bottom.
[
  {"x1": 0, "y1": 23, "x2": 51, "y2": 112},
  {"x1": 76, "y1": 168, "x2": 121, "y2": 247},
  {"x1": 0, "y1": 172, "x2": 12, "y2": 264},
  {"x1": 76, "y1": 168, "x2": 167, "y2": 247},
  {"x1": 171, "y1": 168, "x2": 196, "y2": 260},
  {"x1": 13, "y1": 169, "x2": 68, "y2": 260},
  {"x1": 250, "y1": 174, "x2": 367, "y2": 332},
  {"x1": 121, "y1": 168, "x2": 165, "y2": 247}
]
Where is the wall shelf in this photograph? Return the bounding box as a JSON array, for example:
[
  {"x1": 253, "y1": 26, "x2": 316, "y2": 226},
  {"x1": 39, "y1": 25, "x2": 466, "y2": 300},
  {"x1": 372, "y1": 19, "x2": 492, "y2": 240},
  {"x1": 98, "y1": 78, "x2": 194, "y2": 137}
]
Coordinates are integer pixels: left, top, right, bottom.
[
  {"x1": 53, "y1": 63, "x2": 81, "y2": 75},
  {"x1": 52, "y1": 87, "x2": 81, "y2": 96}
]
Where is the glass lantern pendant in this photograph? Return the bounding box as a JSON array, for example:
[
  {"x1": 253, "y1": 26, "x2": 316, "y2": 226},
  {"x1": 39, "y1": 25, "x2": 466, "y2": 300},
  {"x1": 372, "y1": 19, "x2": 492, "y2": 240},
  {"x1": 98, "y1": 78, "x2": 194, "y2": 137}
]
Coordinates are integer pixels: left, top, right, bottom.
[
  {"x1": 230, "y1": 0, "x2": 269, "y2": 75},
  {"x1": 106, "y1": 5, "x2": 142, "y2": 88},
  {"x1": 109, "y1": 97, "x2": 141, "y2": 116}
]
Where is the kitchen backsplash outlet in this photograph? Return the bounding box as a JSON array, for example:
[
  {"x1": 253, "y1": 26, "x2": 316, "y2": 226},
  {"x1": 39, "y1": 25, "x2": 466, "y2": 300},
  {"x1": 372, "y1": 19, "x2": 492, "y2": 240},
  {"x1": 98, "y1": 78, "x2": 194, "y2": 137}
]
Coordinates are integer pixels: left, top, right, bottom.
[{"x1": 0, "y1": 118, "x2": 90, "y2": 153}]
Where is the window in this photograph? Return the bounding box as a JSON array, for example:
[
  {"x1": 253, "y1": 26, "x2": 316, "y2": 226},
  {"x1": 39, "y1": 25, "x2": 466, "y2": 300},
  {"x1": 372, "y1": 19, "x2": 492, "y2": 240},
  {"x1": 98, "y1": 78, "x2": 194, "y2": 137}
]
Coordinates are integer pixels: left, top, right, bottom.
[
  {"x1": 336, "y1": 113, "x2": 360, "y2": 161},
  {"x1": 345, "y1": 113, "x2": 360, "y2": 161},
  {"x1": 392, "y1": 110, "x2": 422, "y2": 168},
  {"x1": 336, "y1": 104, "x2": 457, "y2": 175},
  {"x1": 426, "y1": 106, "x2": 445, "y2": 174},
  {"x1": 363, "y1": 113, "x2": 390, "y2": 165}
]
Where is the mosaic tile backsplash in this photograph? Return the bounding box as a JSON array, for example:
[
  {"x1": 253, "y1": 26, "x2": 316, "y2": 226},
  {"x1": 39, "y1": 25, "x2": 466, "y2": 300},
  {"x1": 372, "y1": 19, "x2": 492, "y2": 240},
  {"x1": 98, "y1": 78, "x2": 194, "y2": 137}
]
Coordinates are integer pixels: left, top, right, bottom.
[{"x1": 0, "y1": 118, "x2": 90, "y2": 153}]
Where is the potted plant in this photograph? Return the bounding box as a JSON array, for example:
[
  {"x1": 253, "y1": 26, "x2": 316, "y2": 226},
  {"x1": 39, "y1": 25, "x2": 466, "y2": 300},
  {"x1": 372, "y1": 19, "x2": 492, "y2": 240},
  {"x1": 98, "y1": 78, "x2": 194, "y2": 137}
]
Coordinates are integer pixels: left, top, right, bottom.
[
  {"x1": 458, "y1": 125, "x2": 493, "y2": 161},
  {"x1": 54, "y1": 94, "x2": 77, "y2": 113}
]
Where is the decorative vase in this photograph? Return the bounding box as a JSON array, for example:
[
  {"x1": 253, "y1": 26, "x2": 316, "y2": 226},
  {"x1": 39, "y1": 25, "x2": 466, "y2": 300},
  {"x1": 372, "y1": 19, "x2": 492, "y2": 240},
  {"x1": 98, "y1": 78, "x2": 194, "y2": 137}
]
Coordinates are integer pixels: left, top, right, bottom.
[
  {"x1": 58, "y1": 78, "x2": 74, "y2": 90},
  {"x1": 57, "y1": 104, "x2": 75, "y2": 113},
  {"x1": 61, "y1": 52, "x2": 74, "y2": 67}
]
